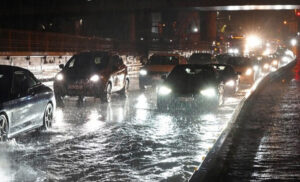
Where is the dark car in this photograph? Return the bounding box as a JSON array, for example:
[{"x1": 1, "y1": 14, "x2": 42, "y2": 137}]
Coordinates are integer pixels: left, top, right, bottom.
[
  {"x1": 0, "y1": 65, "x2": 55, "y2": 141},
  {"x1": 156, "y1": 64, "x2": 224, "y2": 111},
  {"x1": 139, "y1": 53, "x2": 187, "y2": 90},
  {"x1": 218, "y1": 56, "x2": 256, "y2": 84},
  {"x1": 209, "y1": 64, "x2": 240, "y2": 94},
  {"x1": 54, "y1": 52, "x2": 129, "y2": 105},
  {"x1": 188, "y1": 53, "x2": 214, "y2": 64}
]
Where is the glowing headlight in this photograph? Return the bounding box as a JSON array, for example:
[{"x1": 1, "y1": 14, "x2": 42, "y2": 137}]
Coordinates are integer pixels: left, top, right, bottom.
[
  {"x1": 56, "y1": 73, "x2": 63, "y2": 81},
  {"x1": 225, "y1": 80, "x2": 235, "y2": 87},
  {"x1": 140, "y1": 69, "x2": 147, "y2": 76},
  {"x1": 272, "y1": 60, "x2": 278, "y2": 66},
  {"x1": 200, "y1": 88, "x2": 216, "y2": 97},
  {"x1": 90, "y1": 75, "x2": 100, "y2": 82},
  {"x1": 158, "y1": 86, "x2": 172, "y2": 95},
  {"x1": 263, "y1": 63, "x2": 269, "y2": 69},
  {"x1": 253, "y1": 65, "x2": 259, "y2": 71},
  {"x1": 245, "y1": 68, "x2": 253, "y2": 76}
]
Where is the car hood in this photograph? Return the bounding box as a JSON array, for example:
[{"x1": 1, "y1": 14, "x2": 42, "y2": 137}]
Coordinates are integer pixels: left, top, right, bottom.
[{"x1": 60, "y1": 68, "x2": 107, "y2": 80}]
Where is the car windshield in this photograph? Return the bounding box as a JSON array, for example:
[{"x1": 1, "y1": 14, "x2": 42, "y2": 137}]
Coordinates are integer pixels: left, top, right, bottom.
[
  {"x1": 147, "y1": 55, "x2": 179, "y2": 65},
  {"x1": 65, "y1": 53, "x2": 109, "y2": 69},
  {"x1": 189, "y1": 53, "x2": 212, "y2": 64},
  {"x1": 0, "y1": 70, "x2": 11, "y2": 101},
  {"x1": 167, "y1": 66, "x2": 216, "y2": 81}
]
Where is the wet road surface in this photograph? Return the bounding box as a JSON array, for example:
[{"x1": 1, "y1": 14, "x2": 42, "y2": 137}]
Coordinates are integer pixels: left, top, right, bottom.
[{"x1": 0, "y1": 79, "x2": 249, "y2": 182}]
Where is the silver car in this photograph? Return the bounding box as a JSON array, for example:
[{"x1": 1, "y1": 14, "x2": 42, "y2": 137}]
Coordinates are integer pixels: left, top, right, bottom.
[{"x1": 0, "y1": 65, "x2": 55, "y2": 141}]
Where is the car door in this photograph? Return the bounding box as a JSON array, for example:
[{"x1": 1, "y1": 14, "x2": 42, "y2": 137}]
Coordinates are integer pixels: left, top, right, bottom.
[
  {"x1": 9, "y1": 70, "x2": 39, "y2": 134},
  {"x1": 25, "y1": 71, "x2": 45, "y2": 126}
]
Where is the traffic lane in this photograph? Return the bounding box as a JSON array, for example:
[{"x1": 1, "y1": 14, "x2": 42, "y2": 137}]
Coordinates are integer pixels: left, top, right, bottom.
[{"x1": 0, "y1": 83, "x2": 249, "y2": 181}]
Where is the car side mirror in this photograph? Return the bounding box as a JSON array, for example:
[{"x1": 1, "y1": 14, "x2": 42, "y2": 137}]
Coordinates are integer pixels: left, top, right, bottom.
[
  {"x1": 27, "y1": 87, "x2": 36, "y2": 96},
  {"x1": 59, "y1": 64, "x2": 64, "y2": 69}
]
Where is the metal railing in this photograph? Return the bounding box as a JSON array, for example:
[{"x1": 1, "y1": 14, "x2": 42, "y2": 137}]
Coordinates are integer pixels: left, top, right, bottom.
[{"x1": 0, "y1": 29, "x2": 212, "y2": 56}]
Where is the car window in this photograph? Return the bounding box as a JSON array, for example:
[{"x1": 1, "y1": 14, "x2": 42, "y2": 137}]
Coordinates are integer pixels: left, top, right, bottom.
[
  {"x1": 0, "y1": 70, "x2": 11, "y2": 100},
  {"x1": 65, "y1": 54, "x2": 109, "y2": 69},
  {"x1": 13, "y1": 71, "x2": 37, "y2": 95},
  {"x1": 147, "y1": 55, "x2": 179, "y2": 65}
]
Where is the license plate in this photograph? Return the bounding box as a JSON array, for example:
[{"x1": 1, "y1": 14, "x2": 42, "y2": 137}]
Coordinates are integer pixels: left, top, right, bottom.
[
  {"x1": 178, "y1": 97, "x2": 194, "y2": 102},
  {"x1": 68, "y1": 84, "x2": 83, "y2": 90}
]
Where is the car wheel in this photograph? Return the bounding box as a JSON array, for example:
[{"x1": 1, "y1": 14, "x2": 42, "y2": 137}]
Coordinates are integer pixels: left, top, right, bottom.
[
  {"x1": 0, "y1": 114, "x2": 8, "y2": 142},
  {"x1": 120, "y1": 79, "x2": 129, "y2": 97},
  {"x1": 101, "y1": 83, "x2": 112, "y2": 103},
  {"x1": 218, "y1": 85, "x2": 224, "y2": 106},
  {"x1": 42, "y1": 103, "x2": 53, "y2": 130}
]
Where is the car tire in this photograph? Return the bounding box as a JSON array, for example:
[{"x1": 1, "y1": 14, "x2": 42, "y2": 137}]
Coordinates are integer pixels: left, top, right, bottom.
[
  {"x1": 42, "y1": 103, "x2": 53, "y2": 130},
  {"x1": 120, "y1": 79, "x2": 129, "y2": 97},
  {"x1": 101, "y1": 83, "x2": 112, "y2": 103},
  {"x1": 0, "y1": 114, "x2": 8, "y2": 142}
]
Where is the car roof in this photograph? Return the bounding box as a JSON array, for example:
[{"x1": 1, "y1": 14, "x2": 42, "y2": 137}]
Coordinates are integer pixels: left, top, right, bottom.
[{"x1": 0, "y1": 65, "x2": 28, "y2": 72}]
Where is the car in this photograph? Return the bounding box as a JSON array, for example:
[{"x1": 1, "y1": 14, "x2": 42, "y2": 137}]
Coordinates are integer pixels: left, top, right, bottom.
[
  {"x1": 139, "y1": 53, "x2": 187, "y2": 90},
  {"x1": 54, "y1": 51, "x2": 129, "y2": 105},
  {"x1": 218, "y1": 56, "x2": 256, "y2": 84},
  {"x1": 188, "y1": 53, "x2": 215, "y2": 64},
  {"x1": 209, "y1": 64, "x2": 240, "y2": 95},
  {"x1": 0, "y1": 65, "x2": 55, "y2": 141},
  {"x1": 156, "y1": 64, "x2": 224, "y2": 111}
]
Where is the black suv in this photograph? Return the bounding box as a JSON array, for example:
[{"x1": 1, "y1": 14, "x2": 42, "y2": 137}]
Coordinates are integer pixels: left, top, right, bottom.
[{"x1": 54, "y1": 52, "x2": 129, "y2": 106}]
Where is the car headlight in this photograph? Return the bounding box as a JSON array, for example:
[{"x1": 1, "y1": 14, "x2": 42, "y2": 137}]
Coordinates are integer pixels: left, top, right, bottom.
[
  {"x1": 253, "y1": 65, "x2": 259, "y2": 71},
  {"x1": 245, "y1": 68, "x2": 253, "y2": 76},
  {"x1": 272, "y1": 60, "x2": 278, "y2": 66},
  {"x1": 90, "y1": 75, "x2": 100, "y2": 82},
  {"x1": 225, "y1": 80, "x2": 235, "y2": 87},
  {"x1": 140, "y1": 69, "x2": 147, "y2": 76},
  {"x1": 200, "y1": 88, "x2": 216, "y2": 97},
  {"x1": 56, "y1": 73, "x2": 63, "y2": 81},
  {"x1": 158, "y1": 86, "x2": 172, "y2": 95},
  {"x1": 263, "y1": 63, "x2": 269, "y2": 69}
]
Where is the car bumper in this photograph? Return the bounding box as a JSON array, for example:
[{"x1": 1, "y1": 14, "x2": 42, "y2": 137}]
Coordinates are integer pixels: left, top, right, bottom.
[
  {"x1": 54, "y1": 82, "x2": 105, "y2": 97},
  {"x1": 157, "y1": 95, "x2": 218, "y2": 110}
]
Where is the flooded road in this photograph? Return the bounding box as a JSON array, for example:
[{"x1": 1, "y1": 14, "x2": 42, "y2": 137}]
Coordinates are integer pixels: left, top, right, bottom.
[{"x1": 0, "y1": 80, "x2": 248, "y2": 182}]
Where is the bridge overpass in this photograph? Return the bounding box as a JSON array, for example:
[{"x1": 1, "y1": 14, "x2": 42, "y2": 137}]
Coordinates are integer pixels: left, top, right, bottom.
[{"x1": 0, "y1": 0, "x2": 300, "y2": 58}]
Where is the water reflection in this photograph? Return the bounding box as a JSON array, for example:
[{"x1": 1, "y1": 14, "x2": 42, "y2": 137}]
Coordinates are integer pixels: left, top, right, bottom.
[{"x1": 0, "y1": 87, "x2": 244, "y2": 182}]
